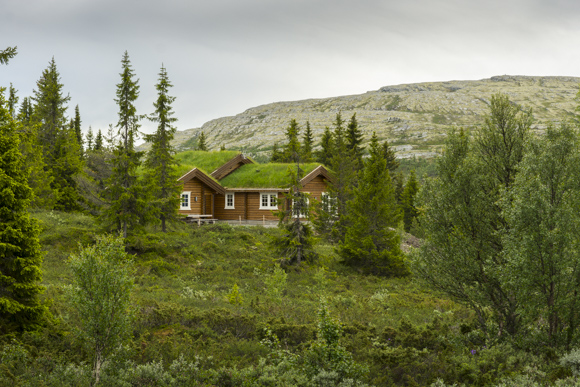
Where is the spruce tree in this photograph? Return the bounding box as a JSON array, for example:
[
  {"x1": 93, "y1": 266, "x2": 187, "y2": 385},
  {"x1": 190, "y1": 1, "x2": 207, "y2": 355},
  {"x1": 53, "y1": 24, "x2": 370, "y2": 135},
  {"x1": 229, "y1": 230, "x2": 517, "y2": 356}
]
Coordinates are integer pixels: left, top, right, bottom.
[
  {"x1": 283, "y1": 118, "x2": 301, "y2": 162},
  {"x1": 328, "y1": 113, "x2": 357, "y2": 240},
  {"x1": 17, "y1": 97, "x2": 32, "y2": 126},
  {"x1": 315, "y1": 126, "x2": 333, "y2": 166},
  {"x1": 400, "y1": 169, "x2": 419, "y2": 232},
  {"x1": 382, "y1": 140, "x2": 399, "y2": 174},
  {"x1": 301, "y1": 120, "x2": 314, "y2": 162},
  {"x1": 338, "y1": 132, "x2": 406, "y2": 276},
  {"x1": 0, "y1": 88, "x2": 46, "y2": 330},
  {"x1": 197, "y1": 131, "x2": 208, "y2": 151},
  {"x1": 17, "y1": 99, "x2": 55, "y2": 209},
  {"x1": 94, "y1": 129, "x2": 104, "y2": 151},
  {"x1": 393, "y1": 171, "x2": 404, "y2": 204},
  {"x1": 73, "y1": 105, "x2": 83, "y2": 154},
  {"x1": 51, "y1": 125, "x2": 84, "y2": 211},
  {"x1": 7, "y1": 83, "x2": 18, "y2": 119},
  {"x1": 346, "y1": 113, "x2": 363, "y2": 166},
  {"x1": 32, "y1": 57, "x2": 83, "y2": 211},
  {"x1": 273, "y1": 161, "x2": 317, "y2": 265},
  {"x1": 270, "y1": 142, "x2": 283, "y2": 162},
  {"x1": 144, "y1": 65, "x2": 181, "y2": 232},
  {"x1": 101, "y1": 51, "x2": 146, "y2": 238},
  {"x1": 32, "y1": 57, "x2": 70, "y2": 166},
  {"x1": 86, "y1": 126, "x2": 94, "y2": 151}
]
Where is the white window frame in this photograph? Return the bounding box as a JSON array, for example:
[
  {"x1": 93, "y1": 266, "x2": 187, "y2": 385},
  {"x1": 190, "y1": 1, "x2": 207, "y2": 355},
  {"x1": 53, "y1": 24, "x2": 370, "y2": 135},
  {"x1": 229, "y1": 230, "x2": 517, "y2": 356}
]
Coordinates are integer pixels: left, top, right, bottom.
[
  {"x1": 321, "y1": 192, "x2": 338, "y2": 216},
  {"x1": 259, "y1": 192, "x2": 278, "y2": 210},
  {"x1": 292, "y1": 192, "x2": 309, "y2": 218},
  {"x1": 180, "y1": 191, "x2": 191, "y2": 210},
  {"x1": 225, "y1": 193, "x2": 235, "y2": 209}
]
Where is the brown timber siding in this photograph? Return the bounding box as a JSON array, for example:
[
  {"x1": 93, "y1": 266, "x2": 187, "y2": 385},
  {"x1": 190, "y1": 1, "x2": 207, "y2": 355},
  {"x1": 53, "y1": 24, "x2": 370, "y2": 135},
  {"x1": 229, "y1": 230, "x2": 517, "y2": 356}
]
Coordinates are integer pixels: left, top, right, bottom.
[
  {"x1": 214, "y1": 192, "x2": 248, "y2": 220},
  {"x1": 246, "y1": 192, "x2": 281, "y2": 221},
  {"x1": 179, "y1": 178, "x2": 218, "y2": 216},
  {"x1": 301, "y1": 175, "x2": 328, "y2": 203}
]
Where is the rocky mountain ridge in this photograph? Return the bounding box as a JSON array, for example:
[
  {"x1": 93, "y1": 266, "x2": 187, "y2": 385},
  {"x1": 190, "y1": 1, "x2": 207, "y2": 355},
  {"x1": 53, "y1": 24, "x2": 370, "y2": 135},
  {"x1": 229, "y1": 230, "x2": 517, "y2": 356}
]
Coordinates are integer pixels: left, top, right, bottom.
[{"x1": 169, "y1": 75, "x2": 580, "y2": 159}]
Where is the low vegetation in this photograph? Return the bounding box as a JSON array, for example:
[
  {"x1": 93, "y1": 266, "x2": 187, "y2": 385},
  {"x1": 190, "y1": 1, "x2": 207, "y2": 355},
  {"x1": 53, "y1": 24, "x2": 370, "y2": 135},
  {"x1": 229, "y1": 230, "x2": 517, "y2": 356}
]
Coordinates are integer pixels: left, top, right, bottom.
[{"x1": 3, "y1": 212, "x2": 577, "y2": 386}]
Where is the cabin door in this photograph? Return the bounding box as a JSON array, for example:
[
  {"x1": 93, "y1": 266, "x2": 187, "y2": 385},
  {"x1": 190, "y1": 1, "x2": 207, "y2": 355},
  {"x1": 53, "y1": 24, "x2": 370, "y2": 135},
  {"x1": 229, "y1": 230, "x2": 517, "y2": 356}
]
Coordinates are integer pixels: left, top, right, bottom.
[{"x1": 203, "y1": 193, "x2": 213, "y2": 216}]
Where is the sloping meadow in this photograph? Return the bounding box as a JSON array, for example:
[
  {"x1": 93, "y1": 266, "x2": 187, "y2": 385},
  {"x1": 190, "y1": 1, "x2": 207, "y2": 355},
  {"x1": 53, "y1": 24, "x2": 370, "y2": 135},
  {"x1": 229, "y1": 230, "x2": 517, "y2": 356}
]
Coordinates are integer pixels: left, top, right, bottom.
[{"x1": 1, "y1": 210, "x2": 572, "y2": 386}]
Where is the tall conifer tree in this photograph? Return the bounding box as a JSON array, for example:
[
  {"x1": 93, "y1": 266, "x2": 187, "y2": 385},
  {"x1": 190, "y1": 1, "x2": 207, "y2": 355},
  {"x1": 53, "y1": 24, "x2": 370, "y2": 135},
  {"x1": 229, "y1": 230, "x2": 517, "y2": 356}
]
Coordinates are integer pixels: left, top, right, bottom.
[
  {"x1": 17, "y1": 97, "x2": 32, "y2": 125},
  {"x1": 102, "y1": 51, "x2": 146, "y2": 237},
  {"x1": 7, "y1": 83, "x2": 18, "y2": 119},
  {"x1": 401, "y1": 169, "x2": 419, "y2": 232},
  {"x1": 86, "y1": 126, "x2": 94, "y2": 151},
  {"x1": 144, "y1": 65, "x2": 181, "y2": 232},
  {"x1": 382, "y1": 140, "x2": 399, "y2": 174},
  {"x1": 32, "y1": 58, "x2": 83, "y2": 210},
  {"x1": 301, "y1": 120, "x2": 314, "y2": 162},
  {"x1": 283, "y1": 119, "x2": 301, "y2": 162},
  {"x1": 197, "y1": 131, "x2": 208, "y2": 151},
  {"x1": 328, "y1": 113, "x2": 357, "y2": 240},
  {"x1": 346, "y1": 113, "x2": 363, "y2": 166},
  {"x1": 315, "y1": 126, "x2": 333, "y2": 166},
  {"x1": 32, "y1": 57, "x2": 70, "y2": 165},
  {"x1": 73, "y1": 105, "x2": 83, "y2": 155},
  {"x1": 338, "y1": 132, "x2": 406, "y2": 276},
  {"x1": 0, "y1": 89, "x2": 46, "y2": 330}
]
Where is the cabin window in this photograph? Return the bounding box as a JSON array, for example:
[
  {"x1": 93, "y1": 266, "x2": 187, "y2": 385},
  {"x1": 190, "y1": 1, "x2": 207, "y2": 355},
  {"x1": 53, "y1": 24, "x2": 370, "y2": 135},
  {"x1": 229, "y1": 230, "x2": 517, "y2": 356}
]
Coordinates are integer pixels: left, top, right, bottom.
[
  {"x1": 321, "y1": 192, "x2": 338, "y2": 215},
  {"x1": 292, "y1": 193, "x2": 309, "y2": 218},
  {"x1": 259, "y1": 192, "x2": 278, "y2": 209},
  {"x1": 225, "y1": 193, "x2": 235, "y2": 209},
  {"x1": 180, "y1": 192, "x2": 191, "y2": 210}
]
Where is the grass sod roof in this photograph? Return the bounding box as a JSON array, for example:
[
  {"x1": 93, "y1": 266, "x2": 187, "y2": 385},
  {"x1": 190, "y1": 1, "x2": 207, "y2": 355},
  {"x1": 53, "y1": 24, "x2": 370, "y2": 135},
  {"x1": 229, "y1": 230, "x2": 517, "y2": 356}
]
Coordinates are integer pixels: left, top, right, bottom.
[
  {"x1": 219, "y1": 163, "x2": 323, "y2": 189},
  {"x1": 174, "y1": 150, "x2": 243, "y2": 178}
]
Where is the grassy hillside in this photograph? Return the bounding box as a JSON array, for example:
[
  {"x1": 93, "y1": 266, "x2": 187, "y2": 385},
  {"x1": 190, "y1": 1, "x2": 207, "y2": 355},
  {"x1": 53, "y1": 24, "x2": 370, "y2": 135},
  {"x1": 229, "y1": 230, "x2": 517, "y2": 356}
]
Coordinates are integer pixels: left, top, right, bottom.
[{"x1": 0, "y1": 211, "x2": 573, "y2": 385}]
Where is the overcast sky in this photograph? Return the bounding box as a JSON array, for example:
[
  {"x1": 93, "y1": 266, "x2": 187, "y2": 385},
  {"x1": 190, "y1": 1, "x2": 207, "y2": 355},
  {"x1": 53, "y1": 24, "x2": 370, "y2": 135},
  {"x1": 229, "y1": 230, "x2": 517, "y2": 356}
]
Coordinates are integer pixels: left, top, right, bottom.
[{"x1": 2, "y1": 0, "x2": 580, "y2": 140}]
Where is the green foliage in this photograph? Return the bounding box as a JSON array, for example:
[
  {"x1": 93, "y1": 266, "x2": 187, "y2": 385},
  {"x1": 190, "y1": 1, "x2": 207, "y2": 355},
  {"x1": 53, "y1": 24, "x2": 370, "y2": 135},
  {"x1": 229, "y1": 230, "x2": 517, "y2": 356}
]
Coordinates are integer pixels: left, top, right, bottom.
[
  {"x1": 382, "y1": 139, "x2": 399, "y2": 175},
  {"x1": 339, "y1": 132, "x2": 407, "y2": 277},
  {"x1": 400, "y1": 169, "x2": 419, "y2": 233},
  {"x1": 197, "y1": 130, "x2": 208, "y2": 151},
  {"x1": 346, "y1": 113, "x2": 364, "y2": 166},
  {"x1": 560, "y1": 348, "x2": 580, "y2": 377},
  {"x1": 415, "y1": 93, "x2": 532, "y2": 337},
  {"x1": 257, "y1": 265, "x2": 288, "y2": 303},
  {"x1": 101, "y1": 51, "x2": 148, "y2": 238},
  {"x1": 301, "y1": 120, "x2": 314, "y2": 162},
  {"x1": 144, "y1": 65, "x2": 181, "y2": 232},
  {"x1": 31, "y1": 57, "x2": 84, "y2": 211},
  {"x1": 7, "y1": 83, "x2": 18, "y2": 119},
  {"x1": 282, "y1": 118, "x2": 301, "y2": 163},
  {"x1": 328, "y1": 113, "x2": 358, "y2": 240},
  {"x1": 86, "y1": 126, "x2": 94, "y2": 151},
  {"x1": 502, "y1": 123, "x2": 580, "y2": 347},
  {"x1": 270, "y1": 142, "x2": 283, "y2": 162},
  {"x1": 226, "y1": 283, "x2": 244, "y2": 305},
  {"x1": 273, "y1": 163, "x2": 318, "y2": 265},
  {"x1": 316, "y1": 126, "x2": 334, "y2": 166},
  {"x1": 73, "y1": 105, "x2": 83, "y2": 154},
  {"x1": 0, "y1": 46, "x2": 17, "y2": 65},
  {"x1": 0, "y1": 90, "x2": 46, "y2": 331},
  {"x1": 311, "y1": 192, "x2": 339, "y2": 242},
  {"x1": 67, "y1": 234, "x2": 134, "y2": 385},
  {"x1": 12, "y1": 207, "x2": 575, "y2": 385}
]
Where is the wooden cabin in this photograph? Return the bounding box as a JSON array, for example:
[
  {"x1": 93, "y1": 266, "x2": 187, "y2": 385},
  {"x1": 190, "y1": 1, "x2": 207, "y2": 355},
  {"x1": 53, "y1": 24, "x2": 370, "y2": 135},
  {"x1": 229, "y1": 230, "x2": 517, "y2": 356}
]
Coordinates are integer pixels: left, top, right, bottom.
[{"x1": 177, "y1": 152, "x2": 333, "y2": 222}]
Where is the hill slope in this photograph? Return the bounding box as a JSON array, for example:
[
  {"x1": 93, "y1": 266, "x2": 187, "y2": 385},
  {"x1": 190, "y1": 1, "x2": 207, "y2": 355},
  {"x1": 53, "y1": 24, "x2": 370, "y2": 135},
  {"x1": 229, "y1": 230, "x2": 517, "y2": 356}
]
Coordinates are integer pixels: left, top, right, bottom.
[{"x1": 173, "y1": 75, "x2": 580, "y2": 159}]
